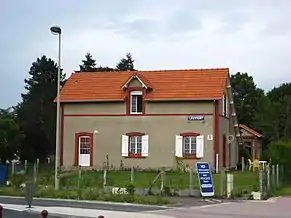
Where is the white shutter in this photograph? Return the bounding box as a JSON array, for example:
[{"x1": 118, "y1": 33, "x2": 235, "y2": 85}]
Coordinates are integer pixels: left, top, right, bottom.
[
  {"x1": 175, "y1": 135, "x2": 183, "y2": 157},
  {"x1": 196, "y1": 135, "x2": 204, "y2": 158},
  {"x1": 121, "y1": 135, "x2": 129, "y2": 157},
  {"x1": 222, "y1": 95, "x2": 225, "y2": 115},
  {"x1": 225, "y1": 95, "x2": 228, "y2": 116},
  {"x1": 142, "y1": 135, "x2": 149, "y2": 157}
]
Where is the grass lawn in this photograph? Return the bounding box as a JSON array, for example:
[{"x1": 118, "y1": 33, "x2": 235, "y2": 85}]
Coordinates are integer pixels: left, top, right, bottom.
[
  {"x1": 59, "y1": 170, "x2": 259, "y2": 195},
  {"x1": 274, "y1": 184, "x2": 291, "y2": 196}
]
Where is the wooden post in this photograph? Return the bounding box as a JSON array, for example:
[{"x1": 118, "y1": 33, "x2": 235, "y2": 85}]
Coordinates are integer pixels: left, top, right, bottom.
[
  {"x1": 41, "y1": 210, "x2": 48, "y2": 217},
  {"x1": 130, "y1": 167, "x2": 134, "y2": 184},
  {"x1": 24, "y1": 160, "x2": 28, "y2": 172}
]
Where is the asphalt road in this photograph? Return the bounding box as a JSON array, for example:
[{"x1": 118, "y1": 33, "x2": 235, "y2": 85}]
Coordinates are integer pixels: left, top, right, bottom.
[
  {"x1": 0, "y1": 196, "x2": 222, "y2": 213},
  {"x1": 0, "y1": 196, "x2": 171, "y2": 212}
]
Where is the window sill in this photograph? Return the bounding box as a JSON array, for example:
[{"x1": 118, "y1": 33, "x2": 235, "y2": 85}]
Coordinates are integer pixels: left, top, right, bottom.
[
  {"x1": 126, "y1": 154, "x2": 146, "y2": 158},
  {"x1": 182, "y1": 155, "x2": 201, "y2": 159},
  {"x1": 129, "y1": 113, "x2": 143, "y2": 116}
]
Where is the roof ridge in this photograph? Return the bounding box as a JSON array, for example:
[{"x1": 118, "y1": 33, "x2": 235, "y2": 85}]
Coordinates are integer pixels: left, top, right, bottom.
[{"x1": 72, "y1": 68, "x2": 229, "y2": 74}]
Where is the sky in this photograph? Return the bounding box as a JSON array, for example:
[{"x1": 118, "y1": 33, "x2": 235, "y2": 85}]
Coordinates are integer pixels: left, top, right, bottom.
[{"x1": 1, "y1": 0, "x2": 291, "y2": 108}]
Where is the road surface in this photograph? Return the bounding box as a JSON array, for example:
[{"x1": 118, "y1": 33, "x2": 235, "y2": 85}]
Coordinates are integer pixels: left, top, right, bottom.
[
  {"x1": 2, "y1": 196, "x2": 291, "y2": 217},
  {"x1": 2, "y1": 209, "x2": 64, "y2": 217}
]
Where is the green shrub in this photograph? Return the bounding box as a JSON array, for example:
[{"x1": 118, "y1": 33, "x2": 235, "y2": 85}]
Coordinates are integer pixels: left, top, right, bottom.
[
  {"x1": 125, "y1": 184, "x2": 135, "y2": 195},
  {"x1": 10, "y1": 174, "x2": 26, "y2": 189}
]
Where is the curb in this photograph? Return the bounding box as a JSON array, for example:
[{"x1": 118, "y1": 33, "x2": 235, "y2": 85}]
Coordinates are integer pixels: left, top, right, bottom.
[{"x1": 0, "y1": 195, "x2": 175, "y2": 209}]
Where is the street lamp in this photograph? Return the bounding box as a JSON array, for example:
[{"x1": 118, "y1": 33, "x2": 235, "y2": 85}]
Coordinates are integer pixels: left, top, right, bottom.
[{"x1": 50, "y1": 25, "x2": 62, "y2": 190}]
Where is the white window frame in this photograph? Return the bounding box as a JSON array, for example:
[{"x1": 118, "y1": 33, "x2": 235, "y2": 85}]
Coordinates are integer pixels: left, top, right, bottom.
[
  {"x1": 182, "y1": 136, "x2": 197, "y2": 155},
  {"x1": 129, "y1": 135, "x2": 142, "y2": 154},
  {"x1": 130, "y1": 91, "x2": 143, "y2": 114}
]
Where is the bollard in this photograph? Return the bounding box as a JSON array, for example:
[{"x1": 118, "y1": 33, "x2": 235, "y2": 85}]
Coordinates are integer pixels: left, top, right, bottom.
[
  {"x1": 0, "y1": 205, "x2": 3, "y2": 218},
  {"x1": 41, "y1": 210, "x2": 48, "y2": 217}
]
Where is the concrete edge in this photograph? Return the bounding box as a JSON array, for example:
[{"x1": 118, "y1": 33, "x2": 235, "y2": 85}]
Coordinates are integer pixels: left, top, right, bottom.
[{"x1": 0, "y1": 195, "x2": 176, "y2": 208}]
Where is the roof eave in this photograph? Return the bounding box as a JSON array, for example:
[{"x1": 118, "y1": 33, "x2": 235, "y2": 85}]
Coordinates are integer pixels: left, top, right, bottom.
[{"x1": 121, "y1": 74, "x2": 149, "y2": 90}]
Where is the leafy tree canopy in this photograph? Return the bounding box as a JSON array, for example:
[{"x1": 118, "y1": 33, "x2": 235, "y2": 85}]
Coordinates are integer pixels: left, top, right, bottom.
[
  {"x1": 15, "y1": 55, "x2": 66, "y2": 161},
  {"x1": 230, "y1": 72, "x2": 264, "y2": 127},
  {"x1": 79, "y1": 53, "x2": 116, "y2": 72},
  {"x1": 0, "y1": 117, "x2": 24, "y2": 163},
  {"x1": 116, "y1": 53, "x2": 135, "y2": 71},
  {"x1": 79, "y1": 52, "x2": 97, "y2": 72}
]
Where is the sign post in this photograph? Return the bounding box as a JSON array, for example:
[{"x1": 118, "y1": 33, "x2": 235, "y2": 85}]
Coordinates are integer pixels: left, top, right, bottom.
[{"x1": 196, "y1": 162, "x2": 214, "y2": 197}]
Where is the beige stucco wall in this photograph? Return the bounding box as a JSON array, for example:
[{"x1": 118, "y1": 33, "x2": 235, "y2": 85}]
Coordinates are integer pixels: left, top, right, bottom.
[
  {"x1": 62, "y1": 101, "x2": 215, "y2": 169},
  {"x1": 218, "y1": 116, "x2": 238, "y2": 169}
]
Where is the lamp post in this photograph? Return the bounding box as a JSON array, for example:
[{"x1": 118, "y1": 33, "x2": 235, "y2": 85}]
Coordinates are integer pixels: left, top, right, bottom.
[{"x1": 50, "y1": 25, "x2": 62, "y2": 190}]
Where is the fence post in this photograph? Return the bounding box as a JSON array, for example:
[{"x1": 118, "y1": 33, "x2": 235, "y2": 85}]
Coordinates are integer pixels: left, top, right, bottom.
[
  {"x1": 266, "y1": 165, "x2": 270, "y2": 192},
  {"x1": 0, "y1": 205, "x2": 3, "y2": 218},
  {"x1": 276, "y1": 164, "x2": 280, "y2": 188},
  {"x1": 219, "y1": 168, "x2": 225, "y2": 197},
  {"x1": 130, "y1": 167, "x2": 134, "y2": 184},
  {"x1": 272, "y1": 165, "x2": 276, "y2": 189},
  {"x1": 259, "y1": 167, "x2": 264, "y2": 196},
  {"x1": 24, "y1": 160, "x2": 28, "y2": 172},
  {"x1": 11, "y1": 161, "x2": 15, "y2": 175},
  {"x1": 36, "y1": 158, "x2": 40, "y2": 172},
  {"x1": 160, "y1": 168, "x2": 165, "y2": 191},
  {"x1": 33, "y1": 164, "x2": 37, "y2": 184},
  {"x1": 189, "y1": 166, "x2": 194, "y2": 195},
  {"x1": 103, "y1": 168, "x2": 107, "y2": 187},
  {"x1": 41, "y1": 210, "x2": 48, "y2": 217},
  {"x1": 241, "y1": 157, "x2": 245, "y2": 172},
  {"x1": 78, "y1": 166, "x2": 82, "y2": 189}
]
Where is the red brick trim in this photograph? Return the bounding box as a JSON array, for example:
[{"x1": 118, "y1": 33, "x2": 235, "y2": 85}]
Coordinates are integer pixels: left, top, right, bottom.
[
  {"x1": 214, "y1": 100, "x2": 220, "y2": 170},
  {"x1": 126, "y1": 132, "x2": 146, "y2": 136},
  {"x1": 64, "y1": 113, "x2": 214, "y2": 117},
  {"x1": 74, "y1": 132, "x2": 94, "y2": 166},
  {"x1": 125, "y1": 132, "x2": 146, "y2": 158},
  {"x1": 125, "y1": 87, "x2": 146, "y2": 115},
  {"x1": 180, "y1": 132, "x2": 200, "y2": 137}
]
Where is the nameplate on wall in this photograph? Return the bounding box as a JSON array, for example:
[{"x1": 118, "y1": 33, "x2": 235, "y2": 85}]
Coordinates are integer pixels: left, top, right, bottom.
[{"x1": 188, "y1": 116, "x2": 205, "y2": 121}]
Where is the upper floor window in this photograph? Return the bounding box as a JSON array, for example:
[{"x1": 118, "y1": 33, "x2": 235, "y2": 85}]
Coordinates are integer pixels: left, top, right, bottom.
[{"x1": 130, "y1": 91, "x2": 143, "y2": 114}]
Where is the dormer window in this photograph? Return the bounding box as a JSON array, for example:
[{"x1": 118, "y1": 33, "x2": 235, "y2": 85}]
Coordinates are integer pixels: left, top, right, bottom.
[{"x1": 130, "y1": 91, "x2": 143, "y2": 114}]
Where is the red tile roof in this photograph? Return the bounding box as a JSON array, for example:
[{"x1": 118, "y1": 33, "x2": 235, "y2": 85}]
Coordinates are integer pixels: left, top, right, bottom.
[
  {"x1": 239, "y1": 124, "x2": 263, "y2": 137},
  {"x1": 58, "y1": 68, "x2": 229, "y2": 102}
]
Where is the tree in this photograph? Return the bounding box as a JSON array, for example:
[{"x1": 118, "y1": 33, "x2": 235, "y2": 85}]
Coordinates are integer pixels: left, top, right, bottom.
[
  {"x1": 230, "y1": 72, "x2": 265, "y2": 128},
  {"x1": 268, "y1": 139, "x2": 291, "y2": 168},
  {"x1": 15, "y1": 55, "x2": 66, "y2": 161},
  {"x1": 79, "y1": 52, "x2": 97, "y2": 72},
  {"x1": 116, "y1": 53, "x2": 135, "y2": 71},
  {"x1": 0, "y1": 117, "x2": 24, "y2": 163},
  {"x1": 79, "y1": 53, "x2": 116, "y2": 72}
]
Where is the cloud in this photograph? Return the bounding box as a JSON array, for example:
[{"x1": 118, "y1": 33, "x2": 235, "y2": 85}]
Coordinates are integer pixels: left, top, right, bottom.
[{"x1": 1, "y1": 0, "x2": 291, "y2": 108}]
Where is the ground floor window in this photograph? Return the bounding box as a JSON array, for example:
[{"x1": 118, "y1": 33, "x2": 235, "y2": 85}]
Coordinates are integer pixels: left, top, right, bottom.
[{"x1": 183, "y1": 136, "x2": 197, "y2": 155}]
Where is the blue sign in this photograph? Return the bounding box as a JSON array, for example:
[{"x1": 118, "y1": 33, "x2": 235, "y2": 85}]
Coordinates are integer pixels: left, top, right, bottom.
[{"x1": 196, "y1": 162, "x2": 214, "y2": 197}]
